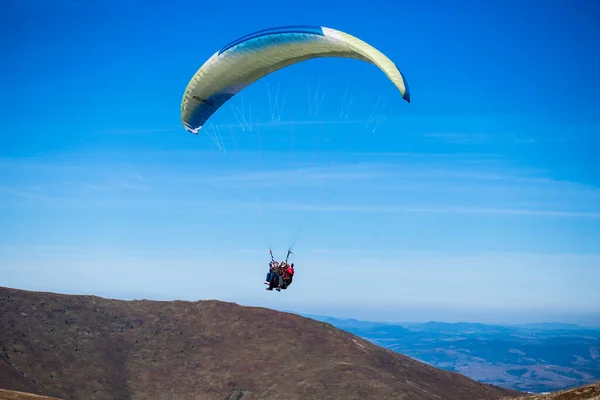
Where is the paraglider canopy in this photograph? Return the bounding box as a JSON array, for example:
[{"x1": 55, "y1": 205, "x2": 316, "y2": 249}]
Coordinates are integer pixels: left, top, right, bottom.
[
  {"x1": 178, "y1": 24, "x2": 413, "y2": 274},
  {"x1": 180, "y1": 25, "x2": 410, "y2": 134}
]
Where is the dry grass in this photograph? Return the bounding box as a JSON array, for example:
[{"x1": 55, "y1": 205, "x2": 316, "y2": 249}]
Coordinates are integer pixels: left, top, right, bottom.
[
  {"x1": 506, "y1": 382, "x2": 600, "y2": 400},
  {"x1": 0, "y1": 389, "x2": 62, "y2": 400},
  {"x1": 1, "y1": 286, "x2": 522, "y2": 400}
]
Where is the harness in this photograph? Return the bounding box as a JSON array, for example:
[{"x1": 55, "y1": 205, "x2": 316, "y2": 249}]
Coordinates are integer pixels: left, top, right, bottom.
[{"x1": 269, "y1": 248, "x2": 293, "y2": 278}]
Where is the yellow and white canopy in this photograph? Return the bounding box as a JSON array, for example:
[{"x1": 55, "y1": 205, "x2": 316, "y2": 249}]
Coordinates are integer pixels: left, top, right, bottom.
[{"x1": 180, "y1": 25, "x2": 410, "y2": 134}]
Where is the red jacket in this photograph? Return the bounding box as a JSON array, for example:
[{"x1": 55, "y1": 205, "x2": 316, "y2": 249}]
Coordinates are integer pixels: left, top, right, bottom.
[{"x1": 284, "y1": 266, "x2": 294, "y2": 278}]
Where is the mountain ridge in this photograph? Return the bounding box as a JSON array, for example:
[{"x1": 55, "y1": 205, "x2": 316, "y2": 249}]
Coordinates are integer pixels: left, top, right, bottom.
[{"x1": 0, "y1": 285, "x2": 521, "y2": 400}]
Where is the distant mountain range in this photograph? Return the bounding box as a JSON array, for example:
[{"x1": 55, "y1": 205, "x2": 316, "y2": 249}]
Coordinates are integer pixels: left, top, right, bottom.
[{"x1": 301, "y1": 314, "x2": 600, "y2": 393}]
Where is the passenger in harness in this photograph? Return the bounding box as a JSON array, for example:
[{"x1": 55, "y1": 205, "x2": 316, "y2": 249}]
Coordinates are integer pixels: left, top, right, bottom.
[
  {"x1": 264, "y1": 249, "x2": 294, "y2": 292},
  {"x1": 265, "y1": 259, "x2": 283, "y2": 291},
  {"x1": 281, "y1": 262, "x2": 295, "y2": 289}
]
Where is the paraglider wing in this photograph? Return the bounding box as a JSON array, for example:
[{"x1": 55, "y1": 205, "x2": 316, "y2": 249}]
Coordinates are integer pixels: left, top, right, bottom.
[{"x1": 180, "y1": 25, "x2": 410, "y2": 134}]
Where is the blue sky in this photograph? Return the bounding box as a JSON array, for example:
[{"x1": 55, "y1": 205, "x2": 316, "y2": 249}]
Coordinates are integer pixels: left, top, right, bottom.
[{"x1": 1, "y1": 0, "x2": 599, "y2": 325}]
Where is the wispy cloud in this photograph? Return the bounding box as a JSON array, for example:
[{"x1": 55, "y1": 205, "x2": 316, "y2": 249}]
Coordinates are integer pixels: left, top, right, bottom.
[
  {"x1": 101, "y1": 127, "x2": 181, "y2": 135},
  {"x1": 208, "y1": 118, "x2": 373, "y2": 131},
  {"x1": 0, "y1": 184, "x2": 48, "y2": 200},
  {"x1": 118, "y1": 182, "x2": 150, "y2": 190},
  {"x1": 79, "y1": 180, "x2": 150, "y2": 193},
  {"x1": 259, "y1": 202, "x2": 600, "y2": 219},
  {"x1": 422, "y1": 133, "x2": 495, "y2": 144},
  {"x1": 414, "y1": 131, "x2": 538, "y2": 145},
  {"x1": 81, "y1": 183, "x2": 106, "y2": 192},
  {"x1": 0, "y1": 169, "x2": 151, "y2": 201},
  {"x1": 192, "y1": 163, "x2": 389, "y2": 188},
  {"x1": 2, "y1": 144, "x2": 598, "y2": 221},
  {"x1": 182, "y1": 158, "x2": 599, "y2": 201},
  {"x1": 72, "y1": 172, "x2": 152, "y2": 194}
]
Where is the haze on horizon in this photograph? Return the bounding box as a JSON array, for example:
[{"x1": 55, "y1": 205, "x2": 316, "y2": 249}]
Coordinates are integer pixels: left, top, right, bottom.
[{"x1": 1, "y1": 0, "x2": 599, "y2": 326}]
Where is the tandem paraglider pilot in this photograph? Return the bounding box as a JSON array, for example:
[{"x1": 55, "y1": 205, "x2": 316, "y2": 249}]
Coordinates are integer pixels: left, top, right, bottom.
[{"x1": 265, "y1": 249, "x2": 295, "y2": 292}]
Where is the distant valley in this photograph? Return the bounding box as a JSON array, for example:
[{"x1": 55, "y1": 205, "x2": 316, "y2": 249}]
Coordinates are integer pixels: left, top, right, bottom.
[{"x1": 303, "y1": 315, "x2": 600, "y2": 393}]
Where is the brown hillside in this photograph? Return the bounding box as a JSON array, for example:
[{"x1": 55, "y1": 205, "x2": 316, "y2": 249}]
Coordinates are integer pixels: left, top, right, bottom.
[
  {"x1": 508, "y1": 382, "x2": 600, "y2": 400},
  {"x1": 0, "y1": 286, "x2": 522, "y2": 400},
  {"x1": 0, "y1": 358, "x2": 39, "y2": 396}
]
